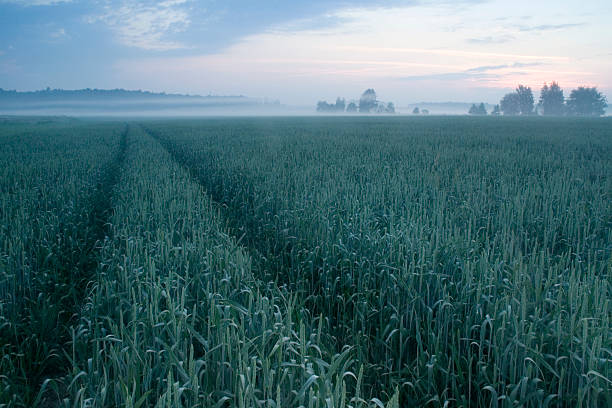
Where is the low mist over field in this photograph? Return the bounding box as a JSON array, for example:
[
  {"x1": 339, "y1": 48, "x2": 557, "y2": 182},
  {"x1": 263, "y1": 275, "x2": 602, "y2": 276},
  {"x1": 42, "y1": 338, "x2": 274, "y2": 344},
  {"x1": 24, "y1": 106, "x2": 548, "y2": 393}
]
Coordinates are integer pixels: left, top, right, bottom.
[{"x1": 0, "y1": 88, "x2": 292, "y2": 116}]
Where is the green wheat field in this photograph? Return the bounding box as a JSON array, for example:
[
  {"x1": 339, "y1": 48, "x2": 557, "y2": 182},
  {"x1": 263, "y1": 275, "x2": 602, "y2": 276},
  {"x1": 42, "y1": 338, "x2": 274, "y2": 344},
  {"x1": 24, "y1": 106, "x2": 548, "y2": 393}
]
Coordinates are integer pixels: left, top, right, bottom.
[{"x1": 0, "y1": 116, "x2": 610, "y2": 407}]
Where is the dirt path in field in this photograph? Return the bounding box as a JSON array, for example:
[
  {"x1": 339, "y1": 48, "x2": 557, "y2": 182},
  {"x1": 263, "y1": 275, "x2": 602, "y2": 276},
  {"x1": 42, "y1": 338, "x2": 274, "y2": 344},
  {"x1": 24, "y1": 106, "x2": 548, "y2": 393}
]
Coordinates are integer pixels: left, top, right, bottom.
[{"x1": 32, "y1": 125, "x2": 129, "y2": 407}]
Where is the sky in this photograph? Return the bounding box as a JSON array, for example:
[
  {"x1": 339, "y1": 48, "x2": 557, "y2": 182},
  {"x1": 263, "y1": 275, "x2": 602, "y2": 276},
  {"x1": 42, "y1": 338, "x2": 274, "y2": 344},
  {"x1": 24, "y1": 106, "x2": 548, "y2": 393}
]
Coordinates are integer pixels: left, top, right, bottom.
[{"x1": 0, "y1": 0, "x2": 611, "y2": 105}]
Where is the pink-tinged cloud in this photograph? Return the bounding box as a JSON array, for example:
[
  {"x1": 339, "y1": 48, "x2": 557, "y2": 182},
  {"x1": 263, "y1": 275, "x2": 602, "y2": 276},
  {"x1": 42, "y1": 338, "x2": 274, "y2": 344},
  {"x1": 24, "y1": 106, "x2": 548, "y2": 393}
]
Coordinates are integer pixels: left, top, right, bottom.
[{"x1": 110, "y1": 1, "x2": 611, "y2": 104}]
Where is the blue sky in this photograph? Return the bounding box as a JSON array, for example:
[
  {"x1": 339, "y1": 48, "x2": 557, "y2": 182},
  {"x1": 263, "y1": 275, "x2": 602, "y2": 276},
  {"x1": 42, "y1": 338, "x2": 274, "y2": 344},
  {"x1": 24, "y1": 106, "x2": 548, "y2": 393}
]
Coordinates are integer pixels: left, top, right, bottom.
[{"x1": 1, "y1": 0, "x2": 611, "y2": 105}]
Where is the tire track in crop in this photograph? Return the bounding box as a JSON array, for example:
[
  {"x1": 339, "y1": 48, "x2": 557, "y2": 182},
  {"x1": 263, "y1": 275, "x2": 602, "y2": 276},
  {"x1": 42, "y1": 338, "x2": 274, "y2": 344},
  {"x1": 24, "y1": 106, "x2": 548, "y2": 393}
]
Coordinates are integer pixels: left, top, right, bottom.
[
  {"x1": 144, "y1": 126, "x2": 295, "y2": 281},
  {"x1": 144, "y1": 127, "x2": 346, "y2": 340},
  {"x1": 11, "y1": 125, "x2": 129, "y2": 406},
  {"x1": 144, "y1": 126, "x2": 405, "y2": 398}
]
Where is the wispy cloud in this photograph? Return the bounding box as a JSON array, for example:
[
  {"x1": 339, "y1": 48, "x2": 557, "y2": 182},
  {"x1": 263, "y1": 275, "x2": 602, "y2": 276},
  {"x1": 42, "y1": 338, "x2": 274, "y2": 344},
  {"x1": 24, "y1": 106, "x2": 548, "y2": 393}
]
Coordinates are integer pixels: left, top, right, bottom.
[
  {"x1": 465, "y1": 64, "x2": 508, "y2": 72},
  {"x1": 336, "y1": 46, "x2": 569, "y2": 61},
  {"x1": 399, "y1": 72, "x2": 498, "y2": 82},
  {"x1": 0, "y1": 59, "x2": 19, "y2": 75},
  {"x1": 0, "y1": 0, "x2": 72, "y2": 5},
  {"x1": 466, "y1": 62, "x2": 544, "y2": 72},
  {"x1": 89, "y1": 0, "x2": 192, "y2": 51},
  {"x1": 467, "y1": 35, "x2": 515, "y2": 44},
  {"x1": 519, "y1": 23, "x2": 585, "y2": 32},
  {"x1": 400, "y1": 61, "x2": 549, "y2": 82},
  {"x1": 48, "y1": 27, "x2": 68, "y2": 40},
  {"x1": 267, "y1": 13, "x2": 351, "y2": 35}
]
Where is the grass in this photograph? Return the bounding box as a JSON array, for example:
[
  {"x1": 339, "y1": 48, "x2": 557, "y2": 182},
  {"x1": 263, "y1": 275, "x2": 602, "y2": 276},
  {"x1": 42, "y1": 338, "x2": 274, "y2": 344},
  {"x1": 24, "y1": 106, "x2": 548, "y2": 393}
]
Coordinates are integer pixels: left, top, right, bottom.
[
  {"x1": 66, "y1": 126, "x2": 373, "y2": 407},
  {"x1": 1, "y1": 116, "x2": 610, "y2": 407},
  {"x1": 0, "y1": 120, "x2": 125, "y2": 405}
]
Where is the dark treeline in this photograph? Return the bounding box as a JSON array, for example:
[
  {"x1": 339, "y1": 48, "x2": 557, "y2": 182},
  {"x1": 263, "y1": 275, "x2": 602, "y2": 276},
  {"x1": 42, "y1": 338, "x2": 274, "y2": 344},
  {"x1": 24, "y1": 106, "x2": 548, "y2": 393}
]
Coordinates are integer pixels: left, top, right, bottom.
[
  {"x1": 468, "y1": 103, "x2": 488, "y2": 115},
  {"x1": 0, "y1": 88, "x2": 248, "y2": 101},
  {"x1": 320, "y1": 83, "x2": 607, "y2": 117},
  {"x1": 317, "y1": 89, "x2": 395, "y2": 114},
  {"x1": 470, "y1": 83, "x2": 607, "y2": 117},
  {"x1": 317, "y1": 97, "x2": 346, "y2": 113},
  {"x1": 0, "y1": 88, "x2": 198, "y2": 101},
  {"x1": 0, "y1": 88, "x2": 286, "y2": 115},
  {"x1": 412, "y1": 107, "x2": 429, "y2": 115}
]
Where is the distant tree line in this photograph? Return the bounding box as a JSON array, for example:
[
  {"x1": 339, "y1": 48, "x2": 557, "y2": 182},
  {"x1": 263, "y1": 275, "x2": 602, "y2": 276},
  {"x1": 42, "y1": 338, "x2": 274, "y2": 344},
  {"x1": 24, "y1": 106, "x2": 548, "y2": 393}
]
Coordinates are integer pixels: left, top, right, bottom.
[
  {"x1": 468, "y1": 103, "x2": 487, "y2": 115},
  {"x1": 0, "y1": 87, "x2": 249, "y2": 101},
  {"x1": 412, "y1": 107, "x2": 429, "y2": 115},
  {"x1": 469, "y1": 83, "x2": 607, "y2": 117},
  {"x1": 317, "y1": 89, "x2": 395, "y2": 114},
  {"x1": 317, "y1": 98, "x2": 346, "y2": 113}
]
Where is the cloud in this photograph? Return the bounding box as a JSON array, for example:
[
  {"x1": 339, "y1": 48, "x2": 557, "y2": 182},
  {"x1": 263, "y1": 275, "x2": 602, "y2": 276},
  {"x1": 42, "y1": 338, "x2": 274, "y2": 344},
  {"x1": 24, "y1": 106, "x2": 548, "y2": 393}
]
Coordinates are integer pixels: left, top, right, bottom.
[
  {"x1": 466, "y1": 24, "x2": 584, "y2": 44},
  {"x1": 89, "y1": 0, "x2": 192, "y2": 51},
  {"x1": 0, "y1": 0, "x2": 72, "y2": 5},
  {"x1": 467, "y1": 35, "x2": 515, "y2": 44},
  {"x1": 399, "y1": 71, "x2": 499, "y2": 82},
  {"x1": 400, "y1": 62, "x2": 546, "y2": 82},
  {"x1": 466, "y1": 62, "x2": 544, "y2": 72},
  {"x1": 510, "y1": 62, "x2": 545, "y2": 68},
  {"x1": 267, "y1": 13, "x2": 351, "y2": 35},
  {"x1": 466, "y1": 64, "x2": 509, "y2": 72},
  {"x1": 519, "y1": 23, "x2": 585, "y2": 32},
  {"x1": 266, "y1": 0, "x2": 490, "y2": 35},
  {"x1": 336, "y1": 46, "x2": 568, "y2": 61},
  {"x1": 81, "y1": 0, "x2": 489, "y2": 54},
  {"x1": 400, "y1": 72, "x2": 488, "y2": 81},
  {"x1": 0, "y1": 59, "x2": 19, "y2": 75},
  {"x1": 49, "y1": 28, "x2": 69, "y2": 40}
]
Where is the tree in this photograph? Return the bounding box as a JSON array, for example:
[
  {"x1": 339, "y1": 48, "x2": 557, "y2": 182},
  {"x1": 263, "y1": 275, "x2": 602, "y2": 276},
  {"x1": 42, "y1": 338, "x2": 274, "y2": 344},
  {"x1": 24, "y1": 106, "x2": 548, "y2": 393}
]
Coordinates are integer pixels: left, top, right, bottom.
[
  {"x1": 359, "y1": 89, "x2": 377, "y2": 113},
  {"x1": 491, "y1": 104, "x2": 501, "y2": 116},
  {"x1": 566, "y1": 87, "x2": 607, "y2": 117},
  {"x1": 335, "y1": 97, "x2": 346, "y2": 112},
  {"x1": 539, "y1": 82, "x2": 565, "y2": 116},
  {"x1": 316, "y1": 97, "x2": 346, "y2": 113},
  {"x1": 385, "y1": 102, "x2": 395, "y2": 114},
  {"x1": 346, "y1": 102, "x2": 358, "y2": 112},
  {"x1": 500, "y1": 93, "x2": 520, "y2": 116},
  {"x1": 469, "y1": 103, "x2": 487, "y2": 115},
  {"x1": 317, "y1": 101, "x2": 333, "y2": 112},
  {"x1": 412, "y1": 107, "x2": 420, "y2": 114},
  {"x1": 516, "y1": 85, "x2": 534, "y2": 115},
  {"x1": 479, "y1": 103, "x2": 487, "y2": 115},
  {"x1": 421, "y1": 109, "x2": 429, "y2": 115}
]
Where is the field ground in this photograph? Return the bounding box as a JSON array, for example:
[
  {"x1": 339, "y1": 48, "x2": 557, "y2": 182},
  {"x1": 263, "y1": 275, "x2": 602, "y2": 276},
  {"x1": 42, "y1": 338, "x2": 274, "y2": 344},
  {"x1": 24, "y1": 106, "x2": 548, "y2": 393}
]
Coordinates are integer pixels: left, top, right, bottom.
[{"x1": 0, "y1": 116, "x2": 610, "y2": 407}]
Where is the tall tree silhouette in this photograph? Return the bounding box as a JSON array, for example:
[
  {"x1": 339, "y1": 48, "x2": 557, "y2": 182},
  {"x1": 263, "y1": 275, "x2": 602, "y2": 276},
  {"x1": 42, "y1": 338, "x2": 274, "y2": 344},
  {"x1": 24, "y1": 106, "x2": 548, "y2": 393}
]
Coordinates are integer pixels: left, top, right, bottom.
[
  {"x1": 539, "y1": 82, "x2": 565, "y2": 116},
  {"x1": 516, "y1": 85, "x2": 534, "y2": 115},
  {"x1": 566, "y1": 87, "x2": 607, "y2": 116},
  {"x1": 500, "y1": 93, "x2": 520, "y2": 116},
  {"x1": 469, "y1": 103, "x2": 487, "y2": 115},
  {"x1": 359, "y1": 89, "x2": 377, "y2": 113}
]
